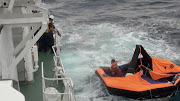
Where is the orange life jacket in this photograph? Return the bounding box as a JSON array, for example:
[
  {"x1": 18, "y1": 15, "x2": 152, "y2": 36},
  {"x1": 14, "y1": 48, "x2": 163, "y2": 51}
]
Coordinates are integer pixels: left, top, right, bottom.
[{"x1": 111, "y1": 64, "x2": 122, "y2": 77}]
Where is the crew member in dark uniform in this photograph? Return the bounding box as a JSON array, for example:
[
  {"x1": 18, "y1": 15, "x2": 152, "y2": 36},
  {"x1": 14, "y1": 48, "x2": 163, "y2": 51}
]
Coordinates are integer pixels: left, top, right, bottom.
[
  {"x1": 39, "y1": 15, "x2": 55, "y2": 52},
  {"x1": 47, "y1": 15, "x2": 55, "y2": 53}
]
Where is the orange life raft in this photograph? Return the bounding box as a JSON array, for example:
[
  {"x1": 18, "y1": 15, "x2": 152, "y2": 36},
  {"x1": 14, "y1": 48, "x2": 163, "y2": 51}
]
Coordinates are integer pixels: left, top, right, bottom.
[
  {"x1": 95, "y1": 45, "x2": 180, "y2": 100},
  {"x1": 96, "y1": 67, "x2": 180, "y2": 100}
]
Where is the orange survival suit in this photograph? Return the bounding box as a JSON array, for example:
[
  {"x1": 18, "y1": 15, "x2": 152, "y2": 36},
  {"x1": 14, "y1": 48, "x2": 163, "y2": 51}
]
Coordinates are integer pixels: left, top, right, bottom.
[{"x1": 111, "y1": 61, "x2": 122, "y2": 77}]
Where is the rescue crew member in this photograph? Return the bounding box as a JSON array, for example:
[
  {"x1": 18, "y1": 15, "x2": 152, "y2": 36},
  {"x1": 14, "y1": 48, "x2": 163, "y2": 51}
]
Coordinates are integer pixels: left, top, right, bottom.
[
  {"x1": 47, "y1": 15, "x2": 55, "y2": 53},
  {"x1": 39, "y1": 15, "x2": 55, "y2": 52},
  {"x1": 110, "y1": 59, "x2": 122, "y2": 77}
]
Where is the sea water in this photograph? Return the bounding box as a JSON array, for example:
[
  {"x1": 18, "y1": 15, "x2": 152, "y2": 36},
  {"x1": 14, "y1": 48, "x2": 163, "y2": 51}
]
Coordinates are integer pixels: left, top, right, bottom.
[{"x1": 44, "y1": 0, "x2": 180, "y2": 100}]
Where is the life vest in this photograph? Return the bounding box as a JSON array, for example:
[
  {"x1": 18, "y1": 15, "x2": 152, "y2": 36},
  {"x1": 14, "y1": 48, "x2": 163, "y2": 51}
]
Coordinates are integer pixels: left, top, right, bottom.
[
  {"x1": 44, "y1": 22, "x2": 51, "y2": 33},
  {"x1": 111, "y1": 61, "x2": 122, "y2": 77}
]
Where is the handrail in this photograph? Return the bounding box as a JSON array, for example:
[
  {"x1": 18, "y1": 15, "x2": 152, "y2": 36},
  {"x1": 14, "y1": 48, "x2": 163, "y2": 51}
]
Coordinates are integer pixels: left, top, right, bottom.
[
  {"x1": 43, "y1": 92, "x2": 72, "y2": 95},
  {"x1": 41, "y1": 62, "x2": 74, "y2": 101},
  {"x1": 41, "y1": 62, "x2": 44, "y2": 79},
  {"x1": 42, "y1": 76, "x2": 70, "y2": 81},
  {"x1": 52, "y1": 49, "x2": 66, "y2": 74},
  {"x1": 42, "y1": 62, "x2": 68, "y2": 81},
  {"x1": 8, "y1": 0, "x2": 15, "y2": 11}
]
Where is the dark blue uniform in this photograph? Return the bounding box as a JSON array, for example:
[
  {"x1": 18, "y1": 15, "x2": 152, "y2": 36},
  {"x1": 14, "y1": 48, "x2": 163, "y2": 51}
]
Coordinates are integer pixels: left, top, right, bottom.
[
  {"x1": 38, "y1": 22, "x2": 54, "y2": 52},
  {"x1": 47, "y1": 22, "x2": 54, "y2": 53}
]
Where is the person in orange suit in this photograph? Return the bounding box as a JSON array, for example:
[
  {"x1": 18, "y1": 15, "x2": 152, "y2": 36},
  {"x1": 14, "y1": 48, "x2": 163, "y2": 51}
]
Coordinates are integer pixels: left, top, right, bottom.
[{"x1": 111, "y1": 59, "x2": 122, "y2": 77}]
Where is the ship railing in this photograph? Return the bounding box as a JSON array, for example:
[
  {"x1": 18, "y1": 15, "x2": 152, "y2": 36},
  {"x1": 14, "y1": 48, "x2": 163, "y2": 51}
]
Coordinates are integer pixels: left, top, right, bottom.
[
  {"x1": 42, "y1": 62, "x2": 75, "y2": 101},
  {"x1": 53, "y1": 29, "x2": 61, "y2": 47},
  {"x1": 52, "y1": 44, "x2": 66, "y2": 76},
  {"x1": 53, "y1": 56, "x2": 66, "y2": 78},
  {"x1": 52, "y1": 28, "x2": 61, "y2": 55},
  {"x1": 52, "y1": 42, "x2": 66, "y2": 71}
]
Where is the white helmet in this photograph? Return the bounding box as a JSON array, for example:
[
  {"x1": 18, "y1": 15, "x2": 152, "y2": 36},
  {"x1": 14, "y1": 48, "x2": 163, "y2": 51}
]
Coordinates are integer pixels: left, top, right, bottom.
[{"x1": 49, "y1": 15, "x2": 54, "y2": 20}]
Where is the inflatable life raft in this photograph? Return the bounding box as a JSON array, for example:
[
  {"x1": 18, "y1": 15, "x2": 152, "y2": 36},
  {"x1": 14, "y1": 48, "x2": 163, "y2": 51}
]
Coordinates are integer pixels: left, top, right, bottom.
[{"x1": 95, "y1": 45, "x2": 180, "y2": 100}]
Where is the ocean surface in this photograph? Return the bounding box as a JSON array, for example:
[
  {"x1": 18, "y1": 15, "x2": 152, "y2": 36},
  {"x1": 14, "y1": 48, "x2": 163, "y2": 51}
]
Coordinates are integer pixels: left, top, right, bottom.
[{"x1": 44, "y1": 0, "x2": 180, "y2": 101}]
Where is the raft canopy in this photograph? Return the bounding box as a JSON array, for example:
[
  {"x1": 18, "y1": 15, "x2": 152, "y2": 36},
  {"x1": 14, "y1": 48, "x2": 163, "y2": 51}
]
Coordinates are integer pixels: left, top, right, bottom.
[{"x1": 127, "y1": 45, "x2": 180, "y2": 80}]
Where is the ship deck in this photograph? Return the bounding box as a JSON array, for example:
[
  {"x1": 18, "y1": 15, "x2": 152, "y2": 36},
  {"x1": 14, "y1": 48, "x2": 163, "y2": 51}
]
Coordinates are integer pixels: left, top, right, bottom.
[{"x1": 20, "y1": 50, "x2": 64, "y2": 101}]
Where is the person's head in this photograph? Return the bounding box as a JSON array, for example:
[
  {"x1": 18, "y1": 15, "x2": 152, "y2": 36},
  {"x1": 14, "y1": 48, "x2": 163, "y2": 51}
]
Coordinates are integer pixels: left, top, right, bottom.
[
  {"x1": 111, "y1": 59, "x2": 116, "y2": 64},
  {"x1": 49, "y1": 15, "x2": 54, "y2": 22}
]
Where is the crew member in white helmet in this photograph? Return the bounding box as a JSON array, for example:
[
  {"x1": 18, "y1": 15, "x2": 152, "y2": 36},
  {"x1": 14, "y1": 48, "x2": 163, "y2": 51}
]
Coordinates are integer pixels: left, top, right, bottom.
[
  {"x1": 47, "y1": 15, "x2": 55, "y2": 53},
  {"x1": 39, "y1": 15, "x2": 55, "y2": 52}
]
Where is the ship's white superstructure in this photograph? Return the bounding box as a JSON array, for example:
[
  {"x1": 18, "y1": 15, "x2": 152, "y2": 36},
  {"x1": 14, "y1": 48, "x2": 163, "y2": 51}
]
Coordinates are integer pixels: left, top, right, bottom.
[
  {"x1": 0, "y1": 0, "x2": 48, "y2": 84},
  {"x1": 0, "y1": 0, "x2": 74, "y2": 101}
]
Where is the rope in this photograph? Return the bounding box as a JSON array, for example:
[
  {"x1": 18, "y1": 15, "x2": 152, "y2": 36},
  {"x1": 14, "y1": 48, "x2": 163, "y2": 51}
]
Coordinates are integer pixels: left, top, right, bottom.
[
  {"x1": 136, "y1": 46, "x2": 152, "y2": 72},
  {"x1": 149, "y1": 89, "x2": 152, "y2": 99},
  {"x1": 138, "y1": 46, "x2": 153, "y2": 98}
]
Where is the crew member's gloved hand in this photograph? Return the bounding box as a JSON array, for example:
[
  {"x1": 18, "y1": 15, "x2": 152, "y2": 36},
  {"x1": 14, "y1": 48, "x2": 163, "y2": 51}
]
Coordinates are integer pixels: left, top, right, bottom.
[{"x1": 57, "y1": 31, "x2": 61, "y2": 37}]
